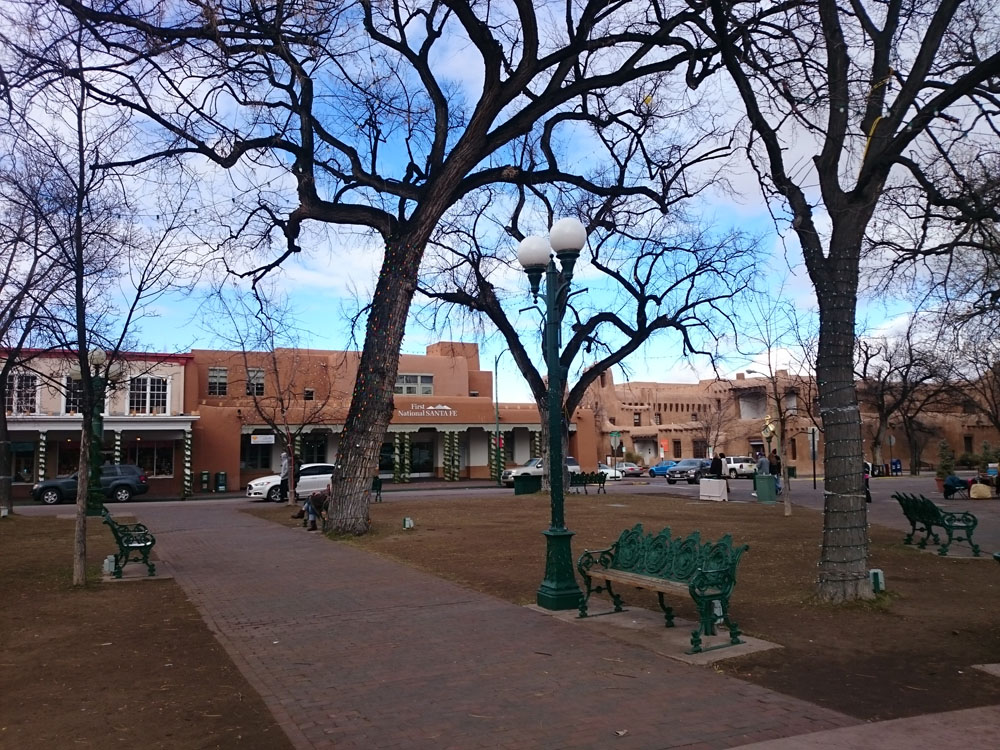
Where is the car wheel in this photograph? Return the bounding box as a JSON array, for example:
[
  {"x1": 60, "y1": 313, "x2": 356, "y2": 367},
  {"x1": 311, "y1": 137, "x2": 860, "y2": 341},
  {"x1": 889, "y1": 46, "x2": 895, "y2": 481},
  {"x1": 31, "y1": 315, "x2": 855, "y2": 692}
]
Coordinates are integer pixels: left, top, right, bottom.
[
  {"x1": 112, "y1": 486, "x2": 132, "y2": 503},
  {"x1": 666, "y1": 478, "x2": 676, "y2": 485},
  {"x1": 39, "y1": 488, "x2": 62, "y2": 505},
  {"x1": 729, "y1": 469, "x2": 738, "y2": 479},
  {"x1": 267, "y1": 486, "x2": 281, "y2": 502}
]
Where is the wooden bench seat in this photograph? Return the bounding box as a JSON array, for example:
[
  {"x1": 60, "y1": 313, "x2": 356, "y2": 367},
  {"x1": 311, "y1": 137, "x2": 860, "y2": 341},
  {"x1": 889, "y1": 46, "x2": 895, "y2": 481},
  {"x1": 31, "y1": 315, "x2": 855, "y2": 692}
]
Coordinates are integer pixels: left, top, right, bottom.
[
  {"x1": 577, "y1": 523, "x2": 748, "y2": 653},
  {"x1": 569, "y1": 471, "x2": 607, "y2": 494}
]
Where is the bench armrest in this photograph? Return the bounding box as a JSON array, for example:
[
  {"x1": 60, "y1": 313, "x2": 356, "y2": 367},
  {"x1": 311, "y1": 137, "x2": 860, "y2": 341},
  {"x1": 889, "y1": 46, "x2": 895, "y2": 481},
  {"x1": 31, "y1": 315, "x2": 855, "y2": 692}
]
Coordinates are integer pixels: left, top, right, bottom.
[
  {"x1": 689, "y1": 565, "x2": 736, "y2": 599},
  {"x1": 119, "y1": 529, "x2": 155, "y2": 546},
  {"x1": 939, "y1": 510, "x2": 978, "y2": 529},
  {"x1": 577, "y1": 545, "x2": 615, "y2": 576}
]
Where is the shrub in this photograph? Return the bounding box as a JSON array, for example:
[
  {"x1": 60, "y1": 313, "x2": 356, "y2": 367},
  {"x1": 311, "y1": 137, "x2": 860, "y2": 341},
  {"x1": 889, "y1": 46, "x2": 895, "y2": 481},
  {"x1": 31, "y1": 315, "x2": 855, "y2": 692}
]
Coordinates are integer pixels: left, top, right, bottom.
[{"x1": 936, "y1": 440, "x2": 955, "y2": 479}]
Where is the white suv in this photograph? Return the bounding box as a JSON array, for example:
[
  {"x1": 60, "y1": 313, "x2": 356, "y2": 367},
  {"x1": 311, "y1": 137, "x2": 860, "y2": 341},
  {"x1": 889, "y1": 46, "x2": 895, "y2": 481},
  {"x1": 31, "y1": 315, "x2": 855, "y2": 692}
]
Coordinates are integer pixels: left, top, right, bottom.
[
  {"x1": 502, "y1": 456, "x2": 582, "y2": 487},
  {"x1": 724, "y1": 456, "x2": 756, "y2": 478}
]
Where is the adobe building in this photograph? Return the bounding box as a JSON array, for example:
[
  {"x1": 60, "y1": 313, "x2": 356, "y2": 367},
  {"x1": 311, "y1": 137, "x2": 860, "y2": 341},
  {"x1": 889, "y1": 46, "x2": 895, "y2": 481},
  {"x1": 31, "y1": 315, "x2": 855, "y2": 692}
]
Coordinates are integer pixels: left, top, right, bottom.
[{"x1": 6, "y1": 342, "x2": 597, "y2": 499}]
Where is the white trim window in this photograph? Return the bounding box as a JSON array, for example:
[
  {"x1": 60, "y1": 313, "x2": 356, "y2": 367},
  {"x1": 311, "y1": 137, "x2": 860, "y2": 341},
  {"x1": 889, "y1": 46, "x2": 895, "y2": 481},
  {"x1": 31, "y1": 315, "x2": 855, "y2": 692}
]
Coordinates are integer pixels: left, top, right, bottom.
[
  {"x1": 64, "y1": 377, "x2": 83, "y2": 414},
  {"x1": 207, "y1": 367, "x2": 228, "y2": 396},
  {"x1": 5, "y1": 373, "x2": 38, "y2": 414},
  {"x1": 129, "y1": 376, "x2": 168, "y2": 415},
  {"x1": 394, "y1": 374, "x2": 433, "y2": 395},
  {"x1": 246, "y1": 368, "x2": 265, "y2": 396}
]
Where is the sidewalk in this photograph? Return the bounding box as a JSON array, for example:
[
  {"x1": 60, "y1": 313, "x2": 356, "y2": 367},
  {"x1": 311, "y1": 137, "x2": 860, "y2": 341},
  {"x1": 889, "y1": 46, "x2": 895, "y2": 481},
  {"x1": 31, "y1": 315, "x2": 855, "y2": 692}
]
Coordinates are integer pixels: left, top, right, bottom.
[{"x1": 129, "y1": 501, "x2": 998, "y2": 749}]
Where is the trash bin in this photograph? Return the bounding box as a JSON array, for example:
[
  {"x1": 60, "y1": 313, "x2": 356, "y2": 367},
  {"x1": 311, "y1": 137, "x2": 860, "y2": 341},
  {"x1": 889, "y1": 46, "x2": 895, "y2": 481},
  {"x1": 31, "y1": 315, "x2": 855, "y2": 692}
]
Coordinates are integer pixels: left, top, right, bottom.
[
  {"x1": 513, "y1": 474, "x2": 542, "y2": 495},
  {"x1": 214, "y1": 471, "x2": 227, "y2": 493},
  {"x1": 200, "y1": 470, "x2": 211, "y2": 492},
  {"x1": 786, "y1": 466, "x2": 797, "y2": 478},
  {"x1": 754, "y1": 473, "x2": 777, "y2": 504}
]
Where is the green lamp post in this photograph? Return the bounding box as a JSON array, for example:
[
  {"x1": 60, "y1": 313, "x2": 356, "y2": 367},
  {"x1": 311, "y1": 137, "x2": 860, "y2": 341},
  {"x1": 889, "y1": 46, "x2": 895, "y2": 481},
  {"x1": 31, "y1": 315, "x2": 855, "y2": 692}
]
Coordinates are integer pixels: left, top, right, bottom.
[
  {"x1": 517, "y1": 217, "x2": 587, "y2": 611},
  {"x1": 86, "y1": 349, "x2": 107, "y2": 517}
]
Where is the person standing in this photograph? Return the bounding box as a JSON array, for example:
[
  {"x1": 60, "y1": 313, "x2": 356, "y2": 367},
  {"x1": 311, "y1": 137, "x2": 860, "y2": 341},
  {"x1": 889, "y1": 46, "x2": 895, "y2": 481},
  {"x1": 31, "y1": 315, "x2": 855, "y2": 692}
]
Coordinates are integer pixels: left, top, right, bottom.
[
  {"x1": 709, "y1": 452, "x2": 723, "y2": 479},
  {"x1": 279, "y1": 451, "x2": 290, "y2": 503},
  {"x1": 769, "y1": 449, "x2": 782, "y2": 494}
]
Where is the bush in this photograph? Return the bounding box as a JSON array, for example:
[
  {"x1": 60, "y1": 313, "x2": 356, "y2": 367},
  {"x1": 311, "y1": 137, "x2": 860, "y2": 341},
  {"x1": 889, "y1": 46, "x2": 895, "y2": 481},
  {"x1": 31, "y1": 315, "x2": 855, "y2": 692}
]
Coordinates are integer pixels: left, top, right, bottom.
[
  {"x1": 957, "y1": 452, "x2": 978, "y2": 469},
  {"x1": 936, "y1": 440, "x2": 955, "y2": 479}
]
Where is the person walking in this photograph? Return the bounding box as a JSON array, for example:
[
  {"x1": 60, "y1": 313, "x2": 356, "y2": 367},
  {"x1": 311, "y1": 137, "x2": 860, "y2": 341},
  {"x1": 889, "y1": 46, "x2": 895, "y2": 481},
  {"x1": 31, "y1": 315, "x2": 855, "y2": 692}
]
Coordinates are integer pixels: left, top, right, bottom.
[
  {"x1": 769, "y1": 449, "x2": 782, "y2": 494},
  {"x1": 709, "y1": 452, "x2": 724, "y2": 479},
  {"x1": 279, "y1": 451, "x2": 290, "y2": 503}
]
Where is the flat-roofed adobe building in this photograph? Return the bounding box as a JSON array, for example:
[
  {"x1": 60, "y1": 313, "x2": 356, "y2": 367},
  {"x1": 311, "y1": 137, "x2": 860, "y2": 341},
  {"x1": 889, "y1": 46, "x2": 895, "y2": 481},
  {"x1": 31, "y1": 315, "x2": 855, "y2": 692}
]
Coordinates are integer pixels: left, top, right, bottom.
[{"x1": 4, "y1": 351, "x2": 197, "y2": 498}]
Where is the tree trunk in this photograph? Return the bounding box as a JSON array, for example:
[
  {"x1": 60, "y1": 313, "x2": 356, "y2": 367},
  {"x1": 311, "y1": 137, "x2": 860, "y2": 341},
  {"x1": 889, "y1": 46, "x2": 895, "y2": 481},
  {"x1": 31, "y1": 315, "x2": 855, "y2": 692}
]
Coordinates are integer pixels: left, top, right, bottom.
[
  {"x1": 327, "y1": 237, "x2": 422, "y2": 534},
  {"x1": 814, "y1": 261, "x2": 873, "y2": 602},
  {"x1": 73, "y1": 428, "x2": 91, "y2": 587},
  {"x1": 0, "y1": 410, "x2": 12, "y2": 516}
]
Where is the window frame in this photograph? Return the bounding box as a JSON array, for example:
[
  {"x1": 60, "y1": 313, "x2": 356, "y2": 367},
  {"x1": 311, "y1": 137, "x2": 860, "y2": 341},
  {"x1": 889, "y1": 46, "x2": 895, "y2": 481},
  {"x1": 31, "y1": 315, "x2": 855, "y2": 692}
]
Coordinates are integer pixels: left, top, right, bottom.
[
  {"x1": 207, "y1": 367, "x2": 228, "y2": 396},
  {"x1": 5, "y1": 373, "x2": 38, "y2": 414},
  {"x1": 129, "y1": 376, "x2": 168, "y2": 415},
  {"x1": 246, "y1": 368, "x2": 265, "y2": 396}
]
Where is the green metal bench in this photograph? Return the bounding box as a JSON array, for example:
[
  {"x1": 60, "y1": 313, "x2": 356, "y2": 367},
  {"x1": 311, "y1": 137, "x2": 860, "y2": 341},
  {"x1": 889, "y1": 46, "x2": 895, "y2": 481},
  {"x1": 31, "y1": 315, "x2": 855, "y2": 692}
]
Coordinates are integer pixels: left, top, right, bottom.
[
  {"x1": 371, "y1": 476, "x2": 383, "y2": 502},
  {"x1": 892, "y1": 492, "x2": 980, "y2": 557},
  {"x1": 577, "y1": 523, "x2": 748, "y2": 653},
  {"x1": 101, "y1": 507, "x2": 156, "y2": 579},
  {"x1": 569, "y1": 471, "x2": 607, "y2": 494}
]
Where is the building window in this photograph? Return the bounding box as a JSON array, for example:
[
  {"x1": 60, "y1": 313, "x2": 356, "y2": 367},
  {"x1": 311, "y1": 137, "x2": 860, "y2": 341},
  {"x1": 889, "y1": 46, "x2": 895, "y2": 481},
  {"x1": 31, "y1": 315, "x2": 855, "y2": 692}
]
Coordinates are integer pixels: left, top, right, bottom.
[
  {"x1": 129, "y1": 377, "x2": 168, "y2": 414},
  {"x1": 964, "y1": 435, "x2": 973, "y2": 453},
  {"x1": 5, "y1": 373, "x2": 37, "y2": 414},
  {"x1": 654, "y1": 413, "x2": 662, "y2": 425},
  {"x1": 791, "y1": 438, "x2": 798, "y2": 461},
  {"x1": 240, "y1": 434, "x2": 271, "y2": 469},
  {"x1": 64, "y1": 377, "x2": 83, "y2": 414},
  {"x1": 11, "y1": 441, "x2": 34, "y2": 482},
  {"x1": 693, "y1": 440, "x2": 708, "y2": 458},
  {"x1": 503, "y1": 430, "x2": 515, "y2": 461},
  {"x1": 690, "y1": 413, "x2": 698, "y2": 421},
  {"x1": 246, "y1": 368, "x2": 265, "y2": 396},
  {"x1": 609, "y1": 417, "x2": 616, "y2": 425},
  {"x1": 672, "y1": 440, "x2": 682, "y2": 459},
  {"x1": 207, "y1": 367, "x2": 228, "y2": 396},
  {"x1": 127, "y1": 440, "x2": 174, "y2": 477},
  {"x1": 301, "y1": 434, "x2": 326, "y2": 463},
  {"x1": 633, "y1": 412, "x2": 641, "y2": 427},
  {"x1": 304, "y1": 388, "x2": 315, "y2": 401},
  {"x1": 394, "y1": 374, "x2": 434, "y2": 395}
]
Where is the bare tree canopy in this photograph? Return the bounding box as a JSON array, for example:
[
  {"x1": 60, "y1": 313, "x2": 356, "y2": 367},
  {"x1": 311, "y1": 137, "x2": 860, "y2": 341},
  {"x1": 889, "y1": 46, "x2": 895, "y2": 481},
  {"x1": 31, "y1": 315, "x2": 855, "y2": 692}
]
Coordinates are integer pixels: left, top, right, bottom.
[
  {"x1": 686, "y1": 0, "x2": 1000, "y2": 600},
  {"x1": 35, "y1": 0, "x2": 736, "y2": 532}
]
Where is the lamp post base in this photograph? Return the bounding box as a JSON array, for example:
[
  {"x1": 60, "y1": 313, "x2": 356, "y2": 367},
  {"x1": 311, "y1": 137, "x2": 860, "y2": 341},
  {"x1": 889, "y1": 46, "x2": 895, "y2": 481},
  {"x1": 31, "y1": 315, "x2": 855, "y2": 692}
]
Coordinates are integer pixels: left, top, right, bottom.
[
  {"x1": 85, "y1": 492, "x2": 104, "y2": 517},
  {"x1": 536, "y1": 528, "x2": 583, "y2": 610}
]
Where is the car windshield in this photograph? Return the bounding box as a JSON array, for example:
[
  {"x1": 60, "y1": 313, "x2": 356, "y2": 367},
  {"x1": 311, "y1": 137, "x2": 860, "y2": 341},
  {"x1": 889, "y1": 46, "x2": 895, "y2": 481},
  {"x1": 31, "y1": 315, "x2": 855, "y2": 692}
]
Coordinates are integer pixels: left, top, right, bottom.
[
  {"x1": 674, "y1": 460, "x2": 700, "y2": 468},
  {"x1": 520, "y1": 458, "x2": 541, "y2": 466}
]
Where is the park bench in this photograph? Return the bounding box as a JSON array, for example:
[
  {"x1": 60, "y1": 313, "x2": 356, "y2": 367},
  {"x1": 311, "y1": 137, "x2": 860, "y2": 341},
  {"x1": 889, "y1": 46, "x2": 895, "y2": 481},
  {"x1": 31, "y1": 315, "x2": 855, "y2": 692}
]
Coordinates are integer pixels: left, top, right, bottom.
[
  {"x1": 892, "y1": 492, "x2": 981, "y2": 557},
  {"x1": 569, "y1": 471, "x2": 607, "y2": 494},
  {"x1": 372, "y1": 476, "x2": 383, "y2": 502},
  {"x1": 577, "y1": 523, "x2": 748, "y2": 653},
  {"x1": 101, "y1": 507, "x2": 157, "y2": 579}
]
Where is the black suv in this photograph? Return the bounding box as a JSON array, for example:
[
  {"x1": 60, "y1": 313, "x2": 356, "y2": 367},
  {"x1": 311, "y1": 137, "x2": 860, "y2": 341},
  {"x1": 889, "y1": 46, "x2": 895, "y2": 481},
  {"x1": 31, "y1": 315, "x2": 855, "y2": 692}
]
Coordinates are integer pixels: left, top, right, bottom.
[
  {"x1": 32, "y1": 464, "x2": 150, "y2": 505},
  {"x1": 665, "y1": 458, "x2": 713, "y2": 484}
]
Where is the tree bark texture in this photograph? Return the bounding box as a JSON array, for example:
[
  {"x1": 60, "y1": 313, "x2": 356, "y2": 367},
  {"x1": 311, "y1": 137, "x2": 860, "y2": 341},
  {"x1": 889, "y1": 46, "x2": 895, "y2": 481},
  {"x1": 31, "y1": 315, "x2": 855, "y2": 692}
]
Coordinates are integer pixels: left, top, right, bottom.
[
  {"x1": 813, "y1": 240, "x2": 873, "y2": 602},
  {"x1": 327, "y1": 237, "x2": 422, "y2": 534},
  {"x1": 0, "y1": 410, "x2": 12, "y2": 514},
  {"x1": 73, "y1": 428, "x2": 91, "y2": 587}
]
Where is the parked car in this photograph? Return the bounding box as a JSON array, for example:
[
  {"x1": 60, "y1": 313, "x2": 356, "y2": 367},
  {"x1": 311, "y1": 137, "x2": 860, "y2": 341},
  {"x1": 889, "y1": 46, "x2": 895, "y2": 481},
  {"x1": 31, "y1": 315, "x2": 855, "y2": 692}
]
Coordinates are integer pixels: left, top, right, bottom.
[
  {"x1": 501, "y1": 456, "x2": 582, "y2": 487},
  {"x1": 665, "y1": 458, "x2": 713, "y2": 484},
  {"x1": 615, "y1": 461, "x2": 645, "y2": 477},
  {"x1": 597, "y1": 463, "x2": 623, "y2": 480},
  {"x1": 724, "y1": 455, "x2": 756, "y2": 479},
  {"x1": 246, "y1": 463, "x2": 338, "y2": 502},
  {"x1": 648, "y1": 460, "x2": 678, "y2": 477},
  {"x1": 32, "y1": 464, "x2": 149, "y2": 505}
]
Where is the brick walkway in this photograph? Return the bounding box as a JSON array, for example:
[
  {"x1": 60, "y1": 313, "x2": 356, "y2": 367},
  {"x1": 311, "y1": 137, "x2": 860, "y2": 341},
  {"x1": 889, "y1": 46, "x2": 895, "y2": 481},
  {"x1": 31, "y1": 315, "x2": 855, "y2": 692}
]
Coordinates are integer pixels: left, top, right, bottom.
[{"x1": 134, "y1": 503, "x2": 858, "y2": 749}]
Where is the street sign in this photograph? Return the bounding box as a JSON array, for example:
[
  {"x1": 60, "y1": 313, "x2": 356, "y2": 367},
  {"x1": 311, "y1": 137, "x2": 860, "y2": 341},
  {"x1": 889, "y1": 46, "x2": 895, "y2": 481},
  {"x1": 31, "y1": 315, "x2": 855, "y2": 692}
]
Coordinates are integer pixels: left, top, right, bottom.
[{"x1": 610, "y1": 431, "x2": 621, "y2": 451}]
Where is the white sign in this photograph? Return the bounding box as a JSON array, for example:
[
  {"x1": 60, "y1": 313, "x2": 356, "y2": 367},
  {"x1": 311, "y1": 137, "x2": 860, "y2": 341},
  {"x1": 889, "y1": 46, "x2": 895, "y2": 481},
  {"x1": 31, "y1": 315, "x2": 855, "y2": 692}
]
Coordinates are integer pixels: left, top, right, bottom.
[
  {"x1": 397, "y1": 403, "x2": 458, "y2": 418},
  {"x1": 250, "y1": 434, "x2": 275, "y2": 445}
]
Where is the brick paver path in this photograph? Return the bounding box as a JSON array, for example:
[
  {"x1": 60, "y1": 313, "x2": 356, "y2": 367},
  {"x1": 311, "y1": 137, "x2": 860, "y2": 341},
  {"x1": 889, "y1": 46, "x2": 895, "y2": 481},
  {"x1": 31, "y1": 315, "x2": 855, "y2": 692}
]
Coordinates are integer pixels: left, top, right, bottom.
[{"x1": 135, "y1": 503, "x2": 858, "y2": 749}]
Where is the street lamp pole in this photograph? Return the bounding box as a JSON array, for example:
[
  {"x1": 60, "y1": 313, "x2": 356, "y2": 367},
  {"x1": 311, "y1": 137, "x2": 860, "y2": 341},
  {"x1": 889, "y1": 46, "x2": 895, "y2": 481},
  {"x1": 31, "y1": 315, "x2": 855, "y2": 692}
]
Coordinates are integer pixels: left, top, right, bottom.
[
  {"x1": 494, "y1": 351, "x2": 506, "y2": 487},
  {"x1": 517, "y1": 218, "x2": 587, "y2": 611},
  {"x1": 86, "y1": 349, "x2": 107, "y2": 517}
]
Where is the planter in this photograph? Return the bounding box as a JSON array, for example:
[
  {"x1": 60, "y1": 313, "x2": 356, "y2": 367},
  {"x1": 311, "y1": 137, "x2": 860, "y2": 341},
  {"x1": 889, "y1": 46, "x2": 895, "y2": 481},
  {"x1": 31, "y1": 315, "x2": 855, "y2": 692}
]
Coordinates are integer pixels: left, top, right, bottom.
[{"x1": 934, "y1": 477, "x2": 945, "y2": 493}]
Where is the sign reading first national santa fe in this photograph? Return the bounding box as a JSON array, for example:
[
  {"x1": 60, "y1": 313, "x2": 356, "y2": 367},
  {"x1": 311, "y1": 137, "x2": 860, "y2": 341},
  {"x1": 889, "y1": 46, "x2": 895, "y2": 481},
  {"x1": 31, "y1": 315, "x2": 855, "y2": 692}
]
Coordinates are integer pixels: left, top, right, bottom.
[{"x1": 397, "y1": 403, "x2": 459, "y2": 418}]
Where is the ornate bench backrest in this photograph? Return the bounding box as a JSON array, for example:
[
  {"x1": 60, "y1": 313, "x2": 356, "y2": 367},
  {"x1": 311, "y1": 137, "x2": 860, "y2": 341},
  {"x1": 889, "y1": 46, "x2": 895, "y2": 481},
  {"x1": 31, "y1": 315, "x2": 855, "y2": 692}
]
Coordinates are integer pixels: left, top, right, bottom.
[{"x1": 609, "y1": 523, "x2": 746, "y2": 584}]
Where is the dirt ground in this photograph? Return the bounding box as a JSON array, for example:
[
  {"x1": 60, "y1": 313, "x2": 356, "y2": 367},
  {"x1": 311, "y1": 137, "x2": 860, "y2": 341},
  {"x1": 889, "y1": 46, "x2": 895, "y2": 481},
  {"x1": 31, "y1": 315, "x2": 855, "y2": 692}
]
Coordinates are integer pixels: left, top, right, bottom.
[
  {"x1": 3, "y1": 492, "x2": 999, "y2": 748},
  {"x1": 0, "y1": 513, "x2": 292, "y2": 750},
  {"x1": 308, "y1": 491, "x2": 1000, "y2": 722}
]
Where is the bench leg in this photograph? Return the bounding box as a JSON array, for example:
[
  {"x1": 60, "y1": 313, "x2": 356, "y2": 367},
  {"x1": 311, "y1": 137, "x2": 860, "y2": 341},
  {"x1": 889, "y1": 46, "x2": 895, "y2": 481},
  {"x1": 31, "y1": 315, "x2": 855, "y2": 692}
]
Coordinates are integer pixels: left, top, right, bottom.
[
  {"x1": 140, "y1": 549, "x2": 156, "y2": 577},
  {"x1": 656, "y1": 592, "x2": 675, "y2": 628}
]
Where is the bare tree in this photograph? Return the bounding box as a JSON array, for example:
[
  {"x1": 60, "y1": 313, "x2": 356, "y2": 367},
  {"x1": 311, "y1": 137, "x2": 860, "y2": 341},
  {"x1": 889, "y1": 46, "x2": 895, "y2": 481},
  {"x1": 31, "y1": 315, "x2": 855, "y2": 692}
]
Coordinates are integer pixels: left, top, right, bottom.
[
  {"x1": 416, "y1": 202, "x2": 758, "y2": 485},
  {"x1": 48, "y1": 0, "x2": 740, "y2": 533},
  {"x1": 689, "y1": 0, "x2": 1000, "y2": 601}
]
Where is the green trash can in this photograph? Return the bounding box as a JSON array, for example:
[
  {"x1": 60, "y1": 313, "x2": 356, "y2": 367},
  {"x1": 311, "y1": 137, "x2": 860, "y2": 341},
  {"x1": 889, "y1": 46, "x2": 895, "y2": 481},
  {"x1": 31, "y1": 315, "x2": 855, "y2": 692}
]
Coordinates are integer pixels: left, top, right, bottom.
[
  {"x1": 513, "y1": 474, "x2": 542, "y2": 495},
  {"x1": 754, "y1": 473, "x2": 777, "y2": 504},
  {"x1": 786, "y1": 466, "x2": 797, "y2": 478},
  {"x1": 200, "y1": 470, "x2": 211, "y2": 492},
  {"x1": 214, "y1": 471, "x2": 227, "y2": 493}
]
